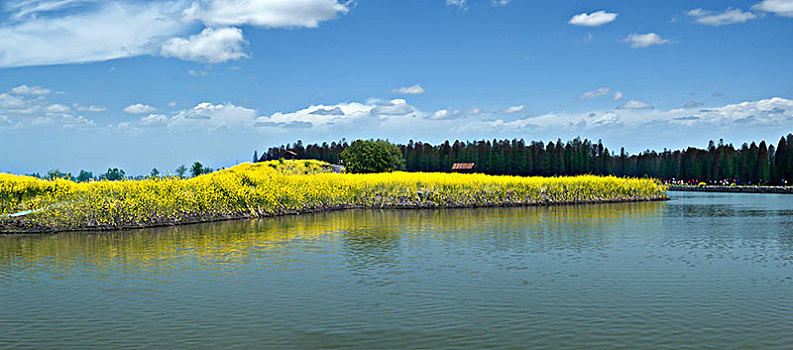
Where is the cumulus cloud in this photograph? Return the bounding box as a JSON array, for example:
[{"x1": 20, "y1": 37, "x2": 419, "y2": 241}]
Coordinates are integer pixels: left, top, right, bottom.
[
  {"x1": 168, "y1": 102, "x2": 258, "y2": 130},
  {"x1": 372, "y1": 99, "x2": 418, "y2": 116},
  {"x1": 502, "y1": 105, "x2": 525, "y2": 114},
  {"x1": 446, "y1": 0, "x2": 467, "y2": 10},
  {"x1": 0, "y1": 95, "x2": 34, "y2": 116},
  {"x1": 75, "y1": 104, "x2": 107, "y2": 112},
  {"x1": 140, "y1": 113, "x2": 169, "y2": 127},
  {"x1": 254, "y1": 98, "x2": 424, "y2": 129},
  {"x1": 0, "y1": 1, "x2": 186, "y2": 68},
  {"x1": 0, "y1": 85, "x2": 98, "y2": 129},
  {"x1": 752, "y1": 0, "x2": 793, "y2": 17},
  {"x1": 687, "y1": 8, "x2": 757, "y2": 26},
  {"x1": 161, "y1": 27, "x2": 248, "y2": 63},
  {"x1": 188, "y1": 69, "x2": 208, "y2": 77},
  {"x1": 184, "y1": 0, "x2": 350, "y2": 28},
  {"x1": 454, "y1": 97, "x2": 793, "y2": 136},
  {"x1": 568, "y1": 11, "x2": 618, "y2": 26},
  {"x1": 258, "y1": 102, "x2": 367, "y2": 127},
  {"x1": 425, "y1": 107, "x2": 486, "y2": 120},
  {"x1": 45, "y1": 104, "x2": 70, "y2": 113},
  {"x1": 623, "y1": 33, "x2": 671, "y2": 48},
  {"x1": 116, "y1": 102, "x2": 258, "y2": 131},
  {"x1": 613, "y1": 91, "x2": 624, "y2": 101},
  {"x1": 0, "y1": 0, "x2": 349, "y2": 68},
  {"x1": 617, "y1": 100, "x2": 653, "y2": 109},
  {"x1": 310, "y1": 107, "x2": 345, "y2": 116},
  {"x1": 9, "y1": 85, "x2": 51, "y2": 95},
  {"x1": 6, "y1": 89, "x2": 792, "y2": 158},
  {"x1": 123, "y1": 103, "x2": 157, "y2": 114},
  {"x1": 579, "y1": 88, "x2": 610, "y2": 99},
  {"x1": 392, "y1": 84, "x2": 426, "y2": 95}
]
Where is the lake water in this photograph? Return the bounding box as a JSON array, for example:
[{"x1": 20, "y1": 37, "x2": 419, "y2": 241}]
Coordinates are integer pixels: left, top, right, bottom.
[{"x1": 1, "y1": 192, "x2": 792, "y2": 349}]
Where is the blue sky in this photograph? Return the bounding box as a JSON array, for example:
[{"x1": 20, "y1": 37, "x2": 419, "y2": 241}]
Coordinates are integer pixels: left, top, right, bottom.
[{"x1": 1, "y1": 0, "x2": 792, "y2": 175}]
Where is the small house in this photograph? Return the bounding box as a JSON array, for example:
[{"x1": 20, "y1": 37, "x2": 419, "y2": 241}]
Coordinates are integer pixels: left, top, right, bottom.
[
  {"x1": 451, "y1": 162, "x2": 475, "y2": 173},
  {"x1": 281, "y1": 150, "x2": 298, "y2": 160}
]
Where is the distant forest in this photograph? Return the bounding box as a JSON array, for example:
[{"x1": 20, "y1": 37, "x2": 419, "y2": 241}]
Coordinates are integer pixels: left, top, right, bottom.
[{"x1": 256, "y1": 133, "x2": 793, "y2": 185}]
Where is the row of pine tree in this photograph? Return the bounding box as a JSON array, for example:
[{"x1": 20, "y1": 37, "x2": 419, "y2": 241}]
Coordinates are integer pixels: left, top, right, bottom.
[{"x1": 255, "y1": 134, "x2": 793, "y2": 185}]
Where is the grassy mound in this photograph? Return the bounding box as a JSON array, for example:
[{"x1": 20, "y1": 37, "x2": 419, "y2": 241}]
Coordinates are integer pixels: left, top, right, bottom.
[{"x1": 1, "y1": 160, "x2": 667, "y2": 232}]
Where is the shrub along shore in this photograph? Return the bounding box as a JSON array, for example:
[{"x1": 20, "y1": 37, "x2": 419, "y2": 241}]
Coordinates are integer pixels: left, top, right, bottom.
[
  {"x1": 668, "y1": 185, "x2": 793, "y2": 194},
  {"x1": 1, "y1": 160, "x2": 668, "y2": 234}
]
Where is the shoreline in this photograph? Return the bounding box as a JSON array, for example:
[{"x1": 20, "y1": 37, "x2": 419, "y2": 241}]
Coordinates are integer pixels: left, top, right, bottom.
[
  {"x1": 668, "y1": 185, "x2": 793, "y2": 194},
  {"x1": 0, "y1": 196, "x2": 669, "y2": 235}
]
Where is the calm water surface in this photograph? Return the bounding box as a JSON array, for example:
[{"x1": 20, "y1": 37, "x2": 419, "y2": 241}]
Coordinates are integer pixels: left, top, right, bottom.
[{"x1": 1, "y1": 192, "x2": 792, "y2": 349}]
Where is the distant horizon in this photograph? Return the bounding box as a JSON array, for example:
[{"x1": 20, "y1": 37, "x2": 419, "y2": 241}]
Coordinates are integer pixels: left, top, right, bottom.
[{"x1": 10, "y1": 132, "x2": 792, "y2": 177}]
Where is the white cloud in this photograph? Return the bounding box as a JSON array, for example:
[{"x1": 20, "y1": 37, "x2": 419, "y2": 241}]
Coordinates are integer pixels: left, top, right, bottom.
[
  {"x1": 123, "y1": 103, "x2": 157, "y2": 114},
  {"x1": 0, "y1": 93, "x2": 27, "y2": 110},
  {"x1": 255, "y1": 98, "x2": 421, "y2": 128},
  {"x1": 0, "y1": 2, "x2": 187, "y2": 68},
  {"x1": 188, "y1": 69, "x2": 208, "y2": 77},
  {"x1": 392, "y1": 84, "x2": 426, "y2": 95},
  {"x1": 579, "y1": 88, "x2": 610, "y2": 99},
  {"x1": 502, "y1": 105, "x2": 525, "y2": 114},
  {"x1": 623, "y1": 33, "x2": 671, "y2": 48},
  {"x1": 169, "y1": 102, "x2": 257, "y2": 130},
  {"x1": 0, "y1": 0, "x2": 349, "y2": 68},
  {"x1": 613, "y1": 91, "x2": 624, "y2": 101},
  {"x1": 568, "y1": 11, "x2": 618, "y2": 27},
  {"x1": 140, "y1": 113, "x2": 169, "y2": 127},
  {"x1": 753, "y1": 0, "x2": 793, "y2": 17},
  {"x1": 372, "y1": 99, "x2": 418, "y2": 116},
  {"x1": 617, "y1": 100, "x2": 653, "y2": 109},
  {"x1": 45, "y1": 104, "x2": 70, "y2": 113},
  {"x1": 9, "y1": 85, "x2": 51, "y2": 95},
  {"x1": 118, "y1": 103, "x2": 257, "y2": 130},
  {"x1": 76, "y1": 104, "x2": 107, "y2": 112},
  {"x1": 455, "y1": 97, "x2": 793, "y2": 136},
  {"x1": 0, "y1": 86, "x2": 98, "y2": 129},
  {"x1": 683, "y1": 97, "x2": 792, "y2": 125},
  {"x1": 161, "y1": 27, "x2": 248, "y2": 63},
  {"x1": 431, "y1": 109, "x2": 451, "y2": 119},
  {"x1": 183, "y1": 97, "x2": 793, "y2": 134},
  {"x1": 687, "y1": 8, "x2": 757, "y2": 26},
  {"x1": 184, "y1": 0, "x2": 350, "y2": 28},
  {"x1": 168, "y1": 101, "x2": 178, "y2": 107},
  {"x1": 446, "y1": 0, "x2": 467, "y2": 9},
  {"x1": 491, "y1": 0, "x2": 511, "y2": 6}
]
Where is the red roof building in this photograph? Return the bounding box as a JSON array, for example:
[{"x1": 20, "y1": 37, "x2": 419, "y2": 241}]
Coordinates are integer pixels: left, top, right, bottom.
[{"x1": 451, "y1": 163, "x2": 475, "y2": 171}]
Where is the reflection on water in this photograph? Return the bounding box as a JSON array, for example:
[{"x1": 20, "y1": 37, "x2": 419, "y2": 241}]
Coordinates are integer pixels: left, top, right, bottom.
[
  {"x1": 0, "y1": 202, "x2": 666, "y2": 273},
  {"x1": 1, "y1": 193, "x2": 792, "y2": 349}
]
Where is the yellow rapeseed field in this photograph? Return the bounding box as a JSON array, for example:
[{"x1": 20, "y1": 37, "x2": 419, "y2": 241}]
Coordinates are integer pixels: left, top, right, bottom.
[{"x1": 0, "y1": 160, "x2": 667, "y2": 232}]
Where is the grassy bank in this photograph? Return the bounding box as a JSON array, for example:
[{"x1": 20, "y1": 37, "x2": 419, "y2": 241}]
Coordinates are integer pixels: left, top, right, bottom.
[{"x1": 1, "y1": 160, "x2": 667, "y2": 233}]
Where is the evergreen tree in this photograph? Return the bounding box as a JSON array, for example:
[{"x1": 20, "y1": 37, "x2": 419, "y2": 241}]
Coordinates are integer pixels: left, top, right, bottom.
[
  {"x1": 76, "y1": 170, "x2": 93, "y2": 182},
  {"x1": 249, "y1": 133, "x2": 793, "y2": 185},
  {"x1": 175, "y1": 165, "x2": 187, "y2": 178},
  {"x1": 191, "y1": 162, "x2": 204, "y2": 177},
  {"x1": 101, "y1": 168, "x2": 125, "y2": 181}
]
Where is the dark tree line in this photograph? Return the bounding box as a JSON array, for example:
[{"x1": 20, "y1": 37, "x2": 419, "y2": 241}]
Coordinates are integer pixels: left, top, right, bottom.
[{"x1": 256, "y1": 134, "x2": 793, "y2": 185}]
